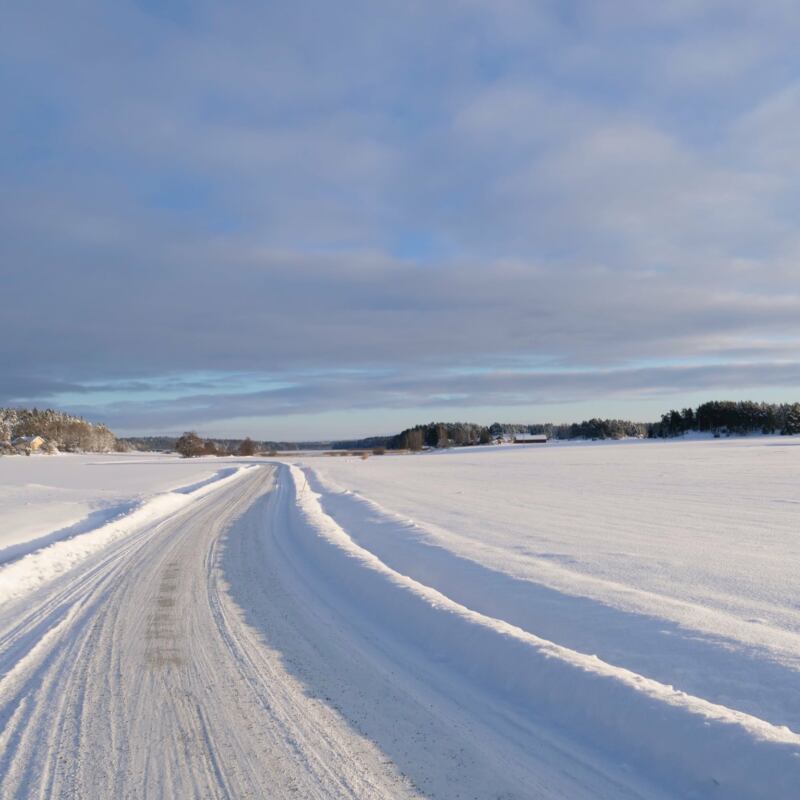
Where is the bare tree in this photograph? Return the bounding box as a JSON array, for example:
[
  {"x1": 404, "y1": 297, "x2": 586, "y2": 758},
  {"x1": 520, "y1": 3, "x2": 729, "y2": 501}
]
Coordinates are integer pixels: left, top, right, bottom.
[
  {"x1": 175, "y1": 431, "x2": 205, "y2": 458},
  {"x1": 238, "y1": 437, "x2": 257, "y2": 456}
]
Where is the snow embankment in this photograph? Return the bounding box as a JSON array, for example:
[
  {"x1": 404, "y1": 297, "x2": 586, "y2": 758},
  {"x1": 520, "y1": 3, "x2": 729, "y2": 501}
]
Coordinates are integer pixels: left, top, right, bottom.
[
  {"x1": 0, "y1": 466, "x2": 253, "y2": 605},
  {"x1": 283, "y1": 464, "x2": 800, "y2": 800}
]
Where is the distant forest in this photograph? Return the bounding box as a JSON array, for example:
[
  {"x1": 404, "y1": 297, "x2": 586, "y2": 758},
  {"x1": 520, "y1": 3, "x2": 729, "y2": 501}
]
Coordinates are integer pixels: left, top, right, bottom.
[
  {"x1": 389, "y1": 400, "x2": 800, "y2": 450},
  {"x1": 3, "y1": 399, "x2": 799, "y2": 457},
  {"x1": 118, "y1": 435, "x2": 393, "y2": 454},
  {"x1": 0, "y1": 408, "x2": 117, "y2": 453},
  {"x1": 653, "y1": 400, "x2": 800, "y2": 438}
]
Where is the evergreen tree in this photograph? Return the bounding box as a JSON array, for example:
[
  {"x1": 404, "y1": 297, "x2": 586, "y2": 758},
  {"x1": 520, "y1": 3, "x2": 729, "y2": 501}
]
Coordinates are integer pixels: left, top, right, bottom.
[{"x1": 782, "y1": 403, "x2": 800, "y2": 435}]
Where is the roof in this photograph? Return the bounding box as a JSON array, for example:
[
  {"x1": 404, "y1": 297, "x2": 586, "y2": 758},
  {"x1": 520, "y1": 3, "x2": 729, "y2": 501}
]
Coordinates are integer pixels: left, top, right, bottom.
[{"x1": 514, "y1": 434, "x2": 548, "y2": 441}]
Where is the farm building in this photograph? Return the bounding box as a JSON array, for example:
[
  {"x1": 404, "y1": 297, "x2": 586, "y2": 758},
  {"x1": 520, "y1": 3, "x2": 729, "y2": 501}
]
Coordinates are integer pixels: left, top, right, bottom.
[
  {"x1": 513, "y1": 434, "x2": 548, "y2": 444},
  {"x1": 12, "y1": 435, "x2": 45, "y2": 451}
]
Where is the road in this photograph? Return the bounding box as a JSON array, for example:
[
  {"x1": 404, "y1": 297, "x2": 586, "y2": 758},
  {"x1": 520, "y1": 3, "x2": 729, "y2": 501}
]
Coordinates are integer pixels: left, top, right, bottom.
[{"x1": 0, "y1": 464, "x2": 664, "y2": 799}]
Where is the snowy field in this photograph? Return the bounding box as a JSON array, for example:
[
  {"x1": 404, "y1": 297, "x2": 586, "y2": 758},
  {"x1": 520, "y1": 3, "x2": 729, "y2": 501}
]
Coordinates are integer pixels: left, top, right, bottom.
[
  {"x1": 0, "y1": 453, "x2": 251, "y2": 602},
  {"x1": 0, "y1": 453, "x2": 230, "y2": 558},
  {"x1": 0, "y1": 439, "x2": 798, "y2": 798},
  {"x1": 298, "y1": 438, "x2": 800, "y2": 728}
]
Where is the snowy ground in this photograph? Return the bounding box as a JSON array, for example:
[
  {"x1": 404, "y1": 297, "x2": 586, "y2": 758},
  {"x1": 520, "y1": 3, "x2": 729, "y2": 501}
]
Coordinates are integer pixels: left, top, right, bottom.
[
  {"x1": 0, "y1": 439, "x2": 798, "y2": 798},
  {"x1": 298, "y1": 438, "x2": 800, "y2": 729},
  {"x1": 0, "y1": 453, "x2": 231, "y2": 560}
]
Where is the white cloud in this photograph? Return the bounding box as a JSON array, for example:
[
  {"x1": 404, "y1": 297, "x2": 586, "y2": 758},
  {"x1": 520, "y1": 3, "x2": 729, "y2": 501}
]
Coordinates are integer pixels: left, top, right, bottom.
[{"x1": 3, "y1": 1, "x2": 800, "y2": 432}]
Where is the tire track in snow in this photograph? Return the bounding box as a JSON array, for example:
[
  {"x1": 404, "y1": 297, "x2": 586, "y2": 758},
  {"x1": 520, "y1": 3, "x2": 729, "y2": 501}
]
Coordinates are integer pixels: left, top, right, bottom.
[
  {"x1": 0, "y1": 466, "x2": 424, "y2": 799},
  {"x1": 0, "y1": 461, "x2": 679, "y2": 800}
]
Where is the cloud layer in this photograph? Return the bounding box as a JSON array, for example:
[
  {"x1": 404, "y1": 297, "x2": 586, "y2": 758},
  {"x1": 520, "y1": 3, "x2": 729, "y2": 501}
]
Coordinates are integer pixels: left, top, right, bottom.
[{"x1": 2, "y1": 2, "x2": 800, "y2": 435}]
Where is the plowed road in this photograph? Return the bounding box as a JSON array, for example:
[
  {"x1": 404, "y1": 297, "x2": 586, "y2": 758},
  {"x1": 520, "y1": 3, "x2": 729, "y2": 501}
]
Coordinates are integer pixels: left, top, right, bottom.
[{"x1": 0, "y1": 465, "x2": 660, "y2": 799}]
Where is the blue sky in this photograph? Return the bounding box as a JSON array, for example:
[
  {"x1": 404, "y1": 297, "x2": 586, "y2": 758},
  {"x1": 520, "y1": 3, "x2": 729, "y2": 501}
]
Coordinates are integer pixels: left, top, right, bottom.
[{"x1": 2, "y1": 1, "x2": 800, "y2": 438}]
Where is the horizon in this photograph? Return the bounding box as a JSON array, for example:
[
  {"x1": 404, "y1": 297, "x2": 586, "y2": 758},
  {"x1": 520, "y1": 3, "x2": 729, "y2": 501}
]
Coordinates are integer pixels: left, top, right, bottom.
[
  {"x1": 3, "y1": 3, "x2": 800, "y2": 438},
  {"x1": 9, "y1": 392, "x2": 797, "y2": 442}
]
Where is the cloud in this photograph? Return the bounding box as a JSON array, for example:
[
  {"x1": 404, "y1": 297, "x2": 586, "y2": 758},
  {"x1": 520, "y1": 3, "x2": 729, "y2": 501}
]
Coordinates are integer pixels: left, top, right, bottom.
[
  {"x1": 45, "y1": 359, "x2": 800, "y2": 436},
  {"x1": 3, "y1": 1, "x2": 800, "y2": 434}
]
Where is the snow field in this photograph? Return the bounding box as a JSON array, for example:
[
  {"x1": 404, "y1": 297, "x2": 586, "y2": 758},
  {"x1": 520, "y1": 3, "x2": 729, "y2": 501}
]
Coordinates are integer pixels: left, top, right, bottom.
[
  {"x1": 2, "y1": 441, "x2": 798, "y2": 797},
  {"x1": 0, "y1": 460, "x2": 255, "y2": 604},
  {"x1": 284, "y1": 452, "x2": 800, "y2": 799},
  {"x1": 298, "y1": 438, "x2": 800, "y2": 724},
  {"x1": 0, "y1": 453, "x2": 234, "y2": 555}
]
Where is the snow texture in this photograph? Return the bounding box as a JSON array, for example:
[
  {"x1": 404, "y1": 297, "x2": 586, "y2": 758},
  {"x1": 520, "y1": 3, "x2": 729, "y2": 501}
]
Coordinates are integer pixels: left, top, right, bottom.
[
  {"x1": 285, "y1": 455, "x2": 800, "y2": 799},
  {"x1": 0, "y1": 439, "x2": 798, "y2": 797}
]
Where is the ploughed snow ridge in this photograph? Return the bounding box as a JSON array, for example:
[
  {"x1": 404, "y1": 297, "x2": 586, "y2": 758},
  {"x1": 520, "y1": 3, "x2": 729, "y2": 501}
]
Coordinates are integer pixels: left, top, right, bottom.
[
  {"x1": 285, "y1": 463, "x2": 800, "y2": 800},
  {"x1": 0, "y1": 465, "x2": 254, "y2": 605}
]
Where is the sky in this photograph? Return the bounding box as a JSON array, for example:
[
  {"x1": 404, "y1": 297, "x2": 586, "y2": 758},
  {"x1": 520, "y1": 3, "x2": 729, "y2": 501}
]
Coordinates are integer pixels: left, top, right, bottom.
[{"x1": 2, "y1": 1, "x2": 800, "y2": 439}]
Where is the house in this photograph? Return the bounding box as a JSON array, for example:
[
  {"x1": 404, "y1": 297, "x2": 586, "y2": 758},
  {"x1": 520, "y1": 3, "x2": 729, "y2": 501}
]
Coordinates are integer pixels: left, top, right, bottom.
[
  {"x1": 12, "y1": 435, "x2": 45, "y2": 451},
  {"x1": 513, "y1": 434, "x2": 548, "y2": 444}
]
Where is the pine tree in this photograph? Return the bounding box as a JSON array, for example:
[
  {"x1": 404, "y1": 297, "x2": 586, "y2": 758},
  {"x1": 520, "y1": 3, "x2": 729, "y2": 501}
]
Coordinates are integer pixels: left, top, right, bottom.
[{"x1": 782, "y1": 403, "x2": 800, "y2": 435}]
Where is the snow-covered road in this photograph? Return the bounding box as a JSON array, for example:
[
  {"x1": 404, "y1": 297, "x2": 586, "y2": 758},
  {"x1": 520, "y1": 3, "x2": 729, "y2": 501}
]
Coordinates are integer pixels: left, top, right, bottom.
[
  {"x1": 1, "y1": 457, "x2": 797, "y2": 799},
  {"x1": 0, "y1": 464, "x2": 643, "y2": 799},
  {"x1": 0, "y1": 465, "x2": 420, "y2": 798}
]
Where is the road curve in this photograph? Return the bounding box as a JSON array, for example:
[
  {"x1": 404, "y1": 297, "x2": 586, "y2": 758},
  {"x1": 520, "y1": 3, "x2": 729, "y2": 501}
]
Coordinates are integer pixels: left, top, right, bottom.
[{"x1": 0, "y1": 464, "x2": 663, "y2": 800}]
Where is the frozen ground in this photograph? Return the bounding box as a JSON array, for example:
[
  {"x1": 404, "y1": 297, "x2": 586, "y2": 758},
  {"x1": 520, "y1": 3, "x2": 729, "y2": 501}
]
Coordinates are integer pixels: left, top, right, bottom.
[{"x1": 0, "y1": 439, "x2": 798, "y2": 798}]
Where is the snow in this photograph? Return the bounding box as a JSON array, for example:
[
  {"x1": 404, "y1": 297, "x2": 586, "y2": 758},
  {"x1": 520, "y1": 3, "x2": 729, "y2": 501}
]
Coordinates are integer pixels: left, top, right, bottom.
[
  {"x1": 296, "y1": 437, "x2": 800, "y2": 718},
  {"x1": 1, "y1": 439, "x2": 798, "y2": 797},
  {"x1": 0, "y1": 452, "x2": 233, "y2": 557},
  {"x1": 0, "y1": 453, "x2": 254, "y2": 602},
  {"x1": 284, "y1": 461, "x2": 800, "y2": 798}
]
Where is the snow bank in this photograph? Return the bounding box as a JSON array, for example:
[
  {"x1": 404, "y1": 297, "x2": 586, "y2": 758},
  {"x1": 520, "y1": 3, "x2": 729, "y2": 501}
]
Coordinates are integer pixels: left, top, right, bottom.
[
  {"x1": 283, "y1": 464, "x2": 800, "y2": 800},
  {"x1": 0, "y1": 453, "x2": 235, "y2": 554},
  {"x1": 0, "y1": 466, "x2": 253, "y2": 605}
]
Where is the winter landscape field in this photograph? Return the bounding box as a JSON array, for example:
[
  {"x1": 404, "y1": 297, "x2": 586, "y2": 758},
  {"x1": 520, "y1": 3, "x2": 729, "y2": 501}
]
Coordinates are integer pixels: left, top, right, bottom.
[
  {"x1": 6, "y1": 1, "x2": 800, "y2": 798},
  {"x1": 1, "y1": 439, "x2": 798, "y2": 799}
]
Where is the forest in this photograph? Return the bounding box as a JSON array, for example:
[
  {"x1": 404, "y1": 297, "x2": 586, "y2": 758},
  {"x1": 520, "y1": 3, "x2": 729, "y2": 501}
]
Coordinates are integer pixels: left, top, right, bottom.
[
  {"x1": 4, "y1": 399, "x2": 798, "y2": 457},
  {"x1": 389, "y1": 400, "x2": 800, "y2": 450},
  {"x1": 0, "y1": 408, "x2": 117, "y2": 453},
  {"x1": 653, "y1": 400, "x2": 800, "y2": 437}
]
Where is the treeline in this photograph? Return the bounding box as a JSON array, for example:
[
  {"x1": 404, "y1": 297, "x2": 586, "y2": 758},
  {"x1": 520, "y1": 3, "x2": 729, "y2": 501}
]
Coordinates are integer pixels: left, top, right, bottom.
[
  {"x1": 388, "y1": 400, "x2": 800, "y2": 451},
  {"x1": 0, "y1": 408, "x2": 117, "y2": 453},
  {"x1": 121, "y1": 435, "x2": 350, "y2": 454},
  {"x1": 331, "y1": 435, "x2": 392, "y2": 450},
  {"x1": 389, "y1": 419, "x2": 651, "y2": 449},
  {"x1": 173, "y1": 432, "x2": 266, "y2": 458},
  {"x1": 487, "y1": 420, "x2": 650, "y2": 440},
  {"x1": 390, "y1": 422, "x2": 493, "y2": 450},
  {"x1": 654, "y1": 400, "x2": 800, "y2": 437}
]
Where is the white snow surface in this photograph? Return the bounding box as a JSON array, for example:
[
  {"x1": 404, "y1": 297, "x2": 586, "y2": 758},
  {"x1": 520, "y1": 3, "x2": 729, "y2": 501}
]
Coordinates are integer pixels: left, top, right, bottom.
[
  {"x1": 1, "y1": 440, "x2": 798, "y2": 798},
  {"x1": 0, "y1": 452, "x2": 233, "y2": 558},
  {"x1": 297, "y1": 437, "x2": 800, "y2": 729},
  {"x1": 0, "y1": 453, "x2": 255, "y2": 605}
]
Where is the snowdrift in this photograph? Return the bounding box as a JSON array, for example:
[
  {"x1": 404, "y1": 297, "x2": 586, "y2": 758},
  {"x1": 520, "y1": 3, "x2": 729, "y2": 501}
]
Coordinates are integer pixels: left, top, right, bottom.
[
  {"x1": 282, "y1": 464, "x2": 800, "y2": 800},
  {"x1": 0, "y1": 466, "x2": 254, "y2": 605}
]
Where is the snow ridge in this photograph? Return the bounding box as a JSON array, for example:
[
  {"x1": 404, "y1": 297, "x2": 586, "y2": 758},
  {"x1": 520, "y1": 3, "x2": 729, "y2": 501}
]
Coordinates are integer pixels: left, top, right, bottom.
[
  {"x1": 0, "y1": 466, "x2": 254, "y2": 605},
  {"x1": 284, "y1": 463, "x2": 800, "y2": 800}
]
